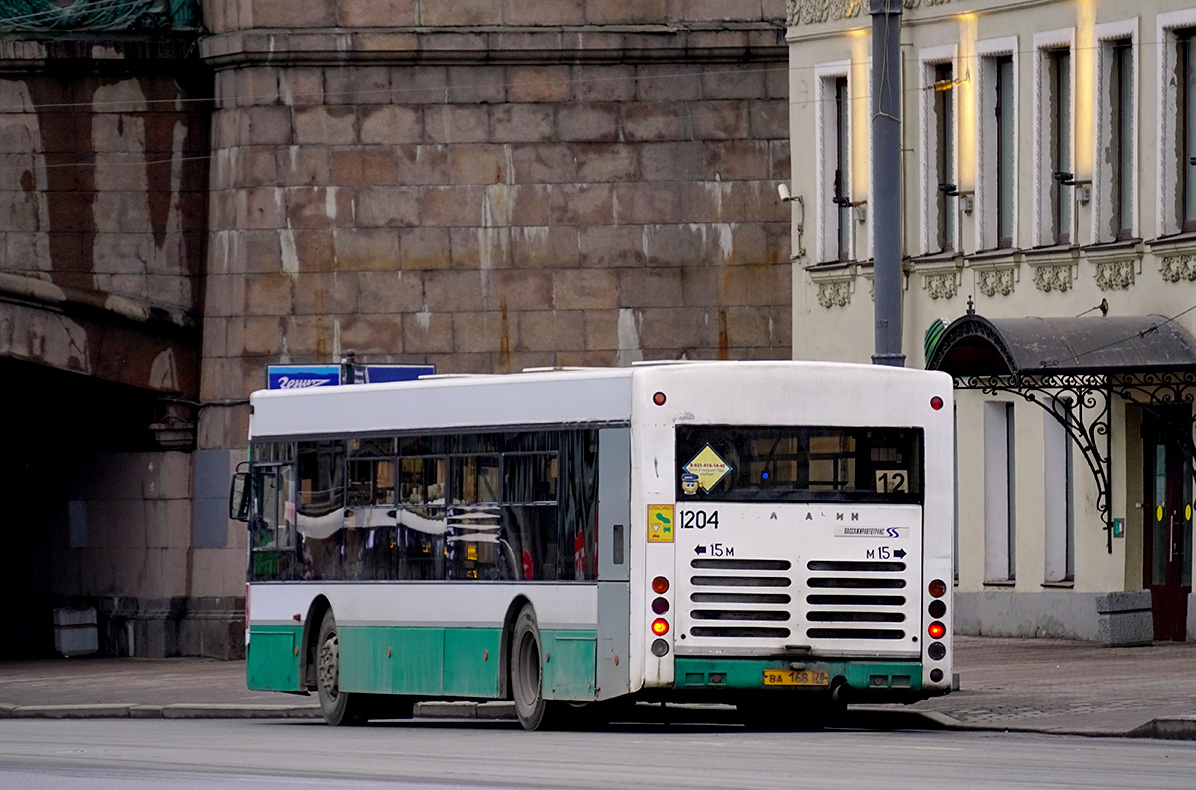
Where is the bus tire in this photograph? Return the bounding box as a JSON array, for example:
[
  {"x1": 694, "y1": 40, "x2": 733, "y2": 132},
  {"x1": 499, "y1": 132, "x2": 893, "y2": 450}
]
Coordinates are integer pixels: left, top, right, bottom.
[
  {"x1": 316, "y1": 611, "x2": 368, "y2": 726},
  {"x1": 510, "y1": 604, "x2": 563, "y2": 731}
]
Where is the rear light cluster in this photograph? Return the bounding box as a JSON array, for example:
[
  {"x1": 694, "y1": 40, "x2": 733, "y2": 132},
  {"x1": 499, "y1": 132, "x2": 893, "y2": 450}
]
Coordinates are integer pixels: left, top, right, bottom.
[
  {"x1": 926, "y1": 578, "x2": 948, "y2": 682},
  {"x1": 651, "y1": 576, "x2": 671, "y2": 656}
]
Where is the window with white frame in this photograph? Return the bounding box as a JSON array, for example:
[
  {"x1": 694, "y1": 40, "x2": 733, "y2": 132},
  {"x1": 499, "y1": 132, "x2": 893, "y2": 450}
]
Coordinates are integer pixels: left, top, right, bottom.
[
  {"x1": 977, "y1": 40, "x2": 1018, "y2": 251},
  {"x1": 1094, "y1": 21, "x2": 1137, "y2": 243},
  {"x1": 1043, "y1": 406, "x2": 1074, "y2": 583},
  {"x1": 1034, "y1": 31, "x2": 1074, "y2": 247},
  {"x1": 1157, "y1": 11, "x2": 1196, "y2": 236},
  {"x1": 984, "y1": 401, "x2": 1016, "y2": 582},
  {"x1": 920, "y1": 47, "x2": 958, "y2": 255},
  {"x1": 815, "y1": 63, "x2": 853, "y2": 263},
  {"x1": 1181, "y1": 29, "x2": 1196, "y2": 233}
]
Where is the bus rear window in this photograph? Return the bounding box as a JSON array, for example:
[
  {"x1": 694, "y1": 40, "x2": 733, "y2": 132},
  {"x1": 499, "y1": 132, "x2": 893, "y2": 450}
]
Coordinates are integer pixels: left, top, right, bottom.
[{"x1": 675, "y1": 425, "x2": 923, "y2": 504}]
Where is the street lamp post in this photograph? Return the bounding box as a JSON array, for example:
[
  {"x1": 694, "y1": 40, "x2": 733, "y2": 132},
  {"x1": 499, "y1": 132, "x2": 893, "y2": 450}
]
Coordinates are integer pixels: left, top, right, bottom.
[{"x1": 871, "y1": 0, "x2": 905, "y2": 367}]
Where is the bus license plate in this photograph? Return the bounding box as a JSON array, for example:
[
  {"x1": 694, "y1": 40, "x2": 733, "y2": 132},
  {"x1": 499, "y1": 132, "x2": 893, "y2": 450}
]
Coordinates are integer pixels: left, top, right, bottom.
[{"x1": 762, "y1": 669, "x2": 830, "y2": 687}]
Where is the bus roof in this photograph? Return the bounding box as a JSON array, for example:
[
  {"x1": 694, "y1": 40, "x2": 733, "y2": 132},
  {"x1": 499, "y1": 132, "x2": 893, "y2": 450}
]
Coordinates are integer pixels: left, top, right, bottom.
[{"x1": 247, "y1": 360, "x2": 950, "y2": 440}]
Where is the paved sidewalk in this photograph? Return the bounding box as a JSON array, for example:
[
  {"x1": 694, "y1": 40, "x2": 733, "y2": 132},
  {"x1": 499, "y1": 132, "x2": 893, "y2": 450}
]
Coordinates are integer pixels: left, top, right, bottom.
[{"x1": 1, "y1": 636, "x2": 1193, "y2": 738}]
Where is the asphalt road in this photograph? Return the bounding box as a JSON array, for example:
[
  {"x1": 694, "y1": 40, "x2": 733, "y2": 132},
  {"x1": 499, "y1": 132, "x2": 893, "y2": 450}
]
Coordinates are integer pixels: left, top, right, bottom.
[{"x1": 1, "y1": 719, "x2": 1195, "y2": 790}]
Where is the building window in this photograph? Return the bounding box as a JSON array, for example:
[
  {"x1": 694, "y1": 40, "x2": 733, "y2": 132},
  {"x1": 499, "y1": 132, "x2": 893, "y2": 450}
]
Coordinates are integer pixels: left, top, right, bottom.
[
  {"x1": 1043, "y1": 407, "x2": 1074, "y2": 583},
  {"x1": 995, "y1": 56, "x2": 1015, "y2": 248},
  {"x1": 1041, "y1": 46, "x2": 1072, "y2": 246},
  {"x1": 921, "y1": 54, "x2": 957, "y2": 255},
  {"x1": 1181, "y1": 30, "x2": 1196, "y2": 232},
  {"x1": 834, "y1": 77, "x2": 851, "y2": 260},
  {"x1": 1094, "y1": 21, "x2": 1137, "y2": 243},
  {"x1": 984, "y1": 401, "x2": 1015, "y2": 582},
  {"x1": 978, "y1": 43, "x2": 1018, "y2": 251},
  {"x1": 1111, "y1": 40, "x2": 1135, "y2": 239},
  {"x1": 1157, "y1": 12, "x2": 1196, "y2": 236},
  {"x1": 816, "y1": 63, "x2": 853, "y2": 263}
]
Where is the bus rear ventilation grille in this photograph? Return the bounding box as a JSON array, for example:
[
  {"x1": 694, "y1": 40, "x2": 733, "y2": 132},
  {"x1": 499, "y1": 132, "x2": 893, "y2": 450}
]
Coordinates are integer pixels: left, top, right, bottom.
[
  {"x1": 806, "y1": 560, "x2": 906, "y2": 572},
  {"x1": 807, "y1": 611, "x2": 905, "y2": 623},
  {"x1": 690, "y1": 609, "x2": 791, "y2": 622},
  {"x1": 806, "y1": 577, "x2": 906, "y2": 589},
  {"x1": 806, "y1": 594, "x2": 905, "y2": 606},
  {"x1": 691, "y1": 575, "x2": 792, "y2": 587},
  {"x1": 690, "y1": 627, "x2": 792, "y2": 638},
  {"x1": 805, "y1": 628, "x2": 906, "y2": 640},
  {"x1": 691, "y1": 559, "x2": 792, "y2": 571}
]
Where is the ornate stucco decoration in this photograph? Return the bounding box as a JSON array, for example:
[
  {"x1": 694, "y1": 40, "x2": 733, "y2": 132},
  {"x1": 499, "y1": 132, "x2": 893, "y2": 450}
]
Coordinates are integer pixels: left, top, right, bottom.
[
  {"x1": 1094, "y1": 260, "x2": 1136, "y2": 290},
  {"x1": 0, "y1": 0, "x2": 197, "y2": 31},
  {"x1": 1032, "y1": 264, "x2": 1073, "y2": 292},
  {"x1": 923, "y1": 272, "x2": 958, "y2": 299},
  {"x1": 1085, "y1": 244, "x2": 1142, "y2": 292},
  {"x1": 916, "y1": 256, "x2": 962, "y2": 300},
  {"x1": 1022, "y1": 248, "x2": 1078, "y2": 293},
  {"x1": 977, "y1": 268, "x2": 1015, "y2": 297},
  {"x1": 807, "y1": 263, "x2": 856, "y2": 308},
  {"x1": 1160, "y1": 254, "x2": 1196, "y2": 283},
  {"x1": 786, "y1": 0, "x2": 952, "y2": 26},
  {"x1": 968, "y1": 255, "x2": 1020, "y2": 297},
  {"x1": 816, "y1": 280, "x2": 852, "y2": 307}
]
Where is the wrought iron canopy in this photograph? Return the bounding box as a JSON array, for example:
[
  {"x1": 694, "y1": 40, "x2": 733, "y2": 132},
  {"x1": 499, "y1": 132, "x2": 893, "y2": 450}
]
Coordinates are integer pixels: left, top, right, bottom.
[
  {"x1": 926, "y1": 312, "x2": 1196, "y2": 553},
  {"x1": 926, "y1": 314, "x2": 1196, "y2": 379}
]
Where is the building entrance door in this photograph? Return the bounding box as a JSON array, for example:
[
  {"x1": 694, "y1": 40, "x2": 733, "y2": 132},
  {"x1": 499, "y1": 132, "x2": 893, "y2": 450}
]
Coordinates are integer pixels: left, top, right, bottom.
[{"x1": 1142, "y1": 408, "x2": 1193, "y2": 641}]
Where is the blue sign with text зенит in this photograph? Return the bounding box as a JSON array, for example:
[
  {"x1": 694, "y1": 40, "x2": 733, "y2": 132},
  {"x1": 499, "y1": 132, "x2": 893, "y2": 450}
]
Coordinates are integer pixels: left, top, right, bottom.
[{"x1": 266, "y1": 365, "x2": 340, "y2": 390}]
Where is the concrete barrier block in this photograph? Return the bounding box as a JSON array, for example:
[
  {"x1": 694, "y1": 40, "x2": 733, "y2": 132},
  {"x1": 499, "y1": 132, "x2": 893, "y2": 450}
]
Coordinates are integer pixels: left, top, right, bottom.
[{"x1": 1096, "y1": 589, "x2": 1153, "y2": 647}]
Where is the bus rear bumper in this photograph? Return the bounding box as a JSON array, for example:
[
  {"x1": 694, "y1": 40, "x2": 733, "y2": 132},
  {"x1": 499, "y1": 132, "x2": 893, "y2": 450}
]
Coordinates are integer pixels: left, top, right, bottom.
[{"x1": 670, "y1": 657, "x2": 945, "y2": 702}]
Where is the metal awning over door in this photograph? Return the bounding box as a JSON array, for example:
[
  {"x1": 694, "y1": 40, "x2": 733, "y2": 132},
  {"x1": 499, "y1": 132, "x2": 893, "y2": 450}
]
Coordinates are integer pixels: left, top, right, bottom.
[{"x1": 925, "y1": 310, "x2": 1196, "y2": 552}]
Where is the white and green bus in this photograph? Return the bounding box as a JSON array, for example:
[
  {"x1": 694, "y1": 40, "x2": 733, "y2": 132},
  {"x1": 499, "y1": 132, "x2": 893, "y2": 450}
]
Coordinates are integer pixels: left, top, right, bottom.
[{"x1": 230, "y1": 361, "x2": 955, "y2": 730}]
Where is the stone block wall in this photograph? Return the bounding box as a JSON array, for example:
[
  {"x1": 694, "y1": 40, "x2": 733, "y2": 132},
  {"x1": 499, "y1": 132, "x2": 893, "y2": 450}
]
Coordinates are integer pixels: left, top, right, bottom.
[
  {"x1": 0, "y1": 65, "x2": 207, "y2": 319},
  {"x1": 199, "y1": 0, "x2": 793, "y2": 451},
  {"x1": 0, "y1": 42, "x2": 208, "y2": 397}
]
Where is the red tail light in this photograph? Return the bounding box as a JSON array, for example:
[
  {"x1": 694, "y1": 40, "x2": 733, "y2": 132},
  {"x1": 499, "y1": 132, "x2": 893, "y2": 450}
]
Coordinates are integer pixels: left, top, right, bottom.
[
  {"x1": 927, "y1": 621, "x2": 946, "y2": 640},
  {"x1": 652, "y1": 576, "x2": 670, "y2": 594},
  {"x1": 651, "y1": 618, "x2": 670, "y2": 636}
]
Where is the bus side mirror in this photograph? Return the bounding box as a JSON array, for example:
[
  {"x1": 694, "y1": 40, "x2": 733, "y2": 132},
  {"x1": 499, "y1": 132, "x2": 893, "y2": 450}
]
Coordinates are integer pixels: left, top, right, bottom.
[{"x1": 229, "y1": 471, "x2": 251, "y2": 522}]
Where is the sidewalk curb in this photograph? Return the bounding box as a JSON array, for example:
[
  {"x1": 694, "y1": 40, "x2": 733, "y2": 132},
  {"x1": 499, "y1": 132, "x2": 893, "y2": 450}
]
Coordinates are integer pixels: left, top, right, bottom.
[{"x1": 1127, "y1": 716, "x2": 1196, "y2": 741}]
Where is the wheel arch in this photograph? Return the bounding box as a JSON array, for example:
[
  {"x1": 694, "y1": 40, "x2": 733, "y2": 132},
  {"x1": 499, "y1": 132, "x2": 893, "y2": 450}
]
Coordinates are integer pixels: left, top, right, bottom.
[
  {"x1": 499, "y1": 595, "x2": 533, "y2": 699},
  {"x1": 301, "y1": 595, "x2": 333, "y2": 692}
]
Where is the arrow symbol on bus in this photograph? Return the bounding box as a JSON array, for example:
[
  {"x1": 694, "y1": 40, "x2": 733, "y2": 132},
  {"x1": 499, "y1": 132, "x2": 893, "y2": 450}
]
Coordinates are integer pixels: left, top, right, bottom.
[
  {"x1": 893, "y1": 548, "x2": 907, "y2": 559},
  {"x1": 694, "y1": 545, "x2": 707, "y2": 555}
]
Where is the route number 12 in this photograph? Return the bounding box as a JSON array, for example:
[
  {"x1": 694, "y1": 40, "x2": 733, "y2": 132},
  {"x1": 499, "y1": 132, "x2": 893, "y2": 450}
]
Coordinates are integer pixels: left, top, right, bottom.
[{"x1": 875, "y1": 470, "x2": 908, "y2": 494}]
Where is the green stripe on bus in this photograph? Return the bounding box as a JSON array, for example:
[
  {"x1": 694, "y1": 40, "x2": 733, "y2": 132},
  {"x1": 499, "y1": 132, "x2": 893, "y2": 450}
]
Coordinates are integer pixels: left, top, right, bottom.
[
  {"x1": 673, "y1": 657, "x2": 923, "y2": 691},
  {"x1": 335, "y1": 625, "x2": 597, "y2": 701},
  {"x1": 246, "y1": 625, "x2": 303, "y2": 692}
]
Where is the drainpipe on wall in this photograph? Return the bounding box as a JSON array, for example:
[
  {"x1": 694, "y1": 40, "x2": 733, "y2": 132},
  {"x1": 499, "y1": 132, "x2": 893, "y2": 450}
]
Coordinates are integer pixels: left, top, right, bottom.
[{"x1": 871, "y1": 0, "x2": 905, "y2": 367}]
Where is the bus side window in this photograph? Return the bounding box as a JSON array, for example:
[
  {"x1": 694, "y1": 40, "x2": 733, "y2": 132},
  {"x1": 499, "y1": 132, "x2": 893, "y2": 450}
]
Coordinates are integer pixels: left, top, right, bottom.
[
  {"x1": 296, "y1": 440, "x2": 346, "y2": 580},
  {"x1": 397, "y1": 456, "x2": 447, "y2": 581}
]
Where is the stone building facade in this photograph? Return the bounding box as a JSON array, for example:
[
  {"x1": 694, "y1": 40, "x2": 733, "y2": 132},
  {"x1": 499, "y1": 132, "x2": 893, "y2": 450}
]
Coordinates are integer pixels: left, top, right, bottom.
[
  {"x1": 786, "y1": 0, "x2": 1196, "y2": 641},
  {"x1": 0, "y1": 1, "x2": 791, "y2": 657}
]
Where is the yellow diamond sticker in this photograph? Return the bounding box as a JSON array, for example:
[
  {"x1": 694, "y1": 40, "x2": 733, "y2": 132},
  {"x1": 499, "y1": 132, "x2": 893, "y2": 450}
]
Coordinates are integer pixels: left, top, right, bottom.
[
  {"x1": 647, "y1": 504, "x2": 674, "y2": 543},
  {"x1": 684, "y1": 444, "x2": 733, "y2": 493}
]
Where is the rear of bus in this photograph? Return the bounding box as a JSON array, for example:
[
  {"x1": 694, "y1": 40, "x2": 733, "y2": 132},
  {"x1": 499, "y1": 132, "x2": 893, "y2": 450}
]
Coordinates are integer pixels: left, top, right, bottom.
[{"x1": 629, "y1": 363, "x2": 954, "y2": 721}]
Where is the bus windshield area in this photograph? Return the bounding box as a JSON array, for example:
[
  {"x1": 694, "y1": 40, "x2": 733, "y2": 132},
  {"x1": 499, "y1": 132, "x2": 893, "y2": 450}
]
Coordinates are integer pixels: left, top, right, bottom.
[{"x1": 675, "y1": 425, "x2": 923, "y2": 504}]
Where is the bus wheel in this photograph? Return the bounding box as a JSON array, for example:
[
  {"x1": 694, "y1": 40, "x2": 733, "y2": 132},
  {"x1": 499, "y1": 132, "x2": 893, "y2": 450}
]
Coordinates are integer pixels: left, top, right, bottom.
[
  {"x1": 316, "y1": 612, "x2": 368, "y2": 726},
  {"x1": 510, "y1": 604, "x2": 563, "y2": 731}
]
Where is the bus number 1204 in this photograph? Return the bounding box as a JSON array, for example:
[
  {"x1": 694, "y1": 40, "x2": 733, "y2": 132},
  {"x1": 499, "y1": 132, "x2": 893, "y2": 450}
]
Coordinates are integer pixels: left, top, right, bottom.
[{"x1": 679, "y1": 510, "x2": 719, "y2": 529}]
